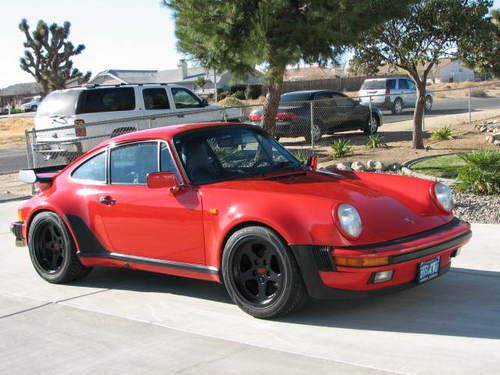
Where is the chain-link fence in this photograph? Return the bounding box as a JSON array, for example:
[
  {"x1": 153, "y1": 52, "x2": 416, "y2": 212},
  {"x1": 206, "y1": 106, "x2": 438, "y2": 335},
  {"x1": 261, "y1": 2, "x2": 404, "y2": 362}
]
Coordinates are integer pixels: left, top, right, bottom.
[{"x1": 24, "y1": 82, "x2": 499, "y2": 170}]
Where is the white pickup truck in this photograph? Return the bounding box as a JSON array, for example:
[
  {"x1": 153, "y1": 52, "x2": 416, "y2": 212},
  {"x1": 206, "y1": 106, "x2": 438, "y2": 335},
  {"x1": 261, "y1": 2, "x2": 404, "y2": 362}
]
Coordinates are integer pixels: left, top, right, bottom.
[{"x1": 34, "y1": 83, "x2": 242, "y2": 159}]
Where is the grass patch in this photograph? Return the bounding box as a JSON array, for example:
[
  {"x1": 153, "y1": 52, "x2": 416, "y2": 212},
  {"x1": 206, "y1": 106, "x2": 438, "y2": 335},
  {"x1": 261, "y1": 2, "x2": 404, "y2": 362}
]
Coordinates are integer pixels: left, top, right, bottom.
[{"x1": 411, "y1": 154, "x2": 465, "y2": 178}]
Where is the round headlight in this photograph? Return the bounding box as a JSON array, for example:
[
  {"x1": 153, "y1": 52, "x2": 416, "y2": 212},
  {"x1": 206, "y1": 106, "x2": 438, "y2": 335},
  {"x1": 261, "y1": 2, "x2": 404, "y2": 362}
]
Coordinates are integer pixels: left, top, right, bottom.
[
  {"x1": 337, "y1": 204, "x2": 362, "y2": 238},
  {"x1": 434, "y1": 182, "x2": 454, "y2": 211}
]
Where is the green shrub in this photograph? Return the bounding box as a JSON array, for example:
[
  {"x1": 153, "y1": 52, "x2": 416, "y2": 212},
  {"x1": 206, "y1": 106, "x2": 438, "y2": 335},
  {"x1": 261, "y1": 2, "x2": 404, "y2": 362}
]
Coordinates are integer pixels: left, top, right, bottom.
[
  {"x1": 232, "y1": 90, "x2": 246, "y2": 100},
  {"x1": 470, "y1": 88, "x2": 488, "y2": 98},
  {"x1": 289, "y1": 148, "x2": 311, "y2": 163},
  {"x1": 365, "y1": 134, "x2": 388, "y2": 148},
  {"x1": 330, "y1": 139, "x2": 353, "y2": 158},
  {"x1": 431, "y1": 127, "x2": 454, "y2": 141},
  {"x1": 456, "y1": 150, "x2": 500, "y2": 195}
]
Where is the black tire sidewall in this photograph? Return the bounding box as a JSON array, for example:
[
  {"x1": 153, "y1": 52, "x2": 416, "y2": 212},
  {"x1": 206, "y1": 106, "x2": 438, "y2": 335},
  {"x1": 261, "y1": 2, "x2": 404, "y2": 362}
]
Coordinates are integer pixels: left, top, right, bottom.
[
  {"x1": 28, "y1": 212, "x2": 74, "y2": 283},
  {"x1": 392, "y1": 98, "x2": 403, "y2": 114},
  {"x1": 222, "y1": 226, "x2": 302, "y2": 318}
]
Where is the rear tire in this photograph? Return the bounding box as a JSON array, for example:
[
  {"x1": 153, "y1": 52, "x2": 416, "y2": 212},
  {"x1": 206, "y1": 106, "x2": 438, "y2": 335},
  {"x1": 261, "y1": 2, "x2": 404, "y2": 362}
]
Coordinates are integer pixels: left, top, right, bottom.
[
  {"x1": 28, "y1": 212, "x2": 92, "y2": 284},
  {"x1": 222, "y1": 226, "x2": 308, "y2": 319},
  {"x1": 425, "y1": 96, "x2": 433, "y2": 112},
  {"x1": 304, "y1": 123, "x2": 322, "y2": 144},
  {"x1": 363, "y1": 114, "x2": 379, "y2": 135},
  {"x1": 391, "y1": 98, "x2": 403, "y2": 115}
]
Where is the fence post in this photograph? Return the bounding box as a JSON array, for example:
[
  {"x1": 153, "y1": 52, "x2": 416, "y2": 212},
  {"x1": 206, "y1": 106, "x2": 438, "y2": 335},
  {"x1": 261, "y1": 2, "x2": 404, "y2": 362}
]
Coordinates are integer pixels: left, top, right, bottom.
[
  {"x1": 468, "y1": 87, "x2": 472, "y2": 124},
  {"x1": 223, "y1": 107, "x2": 228, "y2": 122},
  {"x1": 148, "y1": 118, "x2": 152, "y2": 129},
  {"x1": 310, "y1": 101, "x2": 315, "y2": 149},
  {"x1": 368, "y1": 96, "x2": 373, "y2": 126}
]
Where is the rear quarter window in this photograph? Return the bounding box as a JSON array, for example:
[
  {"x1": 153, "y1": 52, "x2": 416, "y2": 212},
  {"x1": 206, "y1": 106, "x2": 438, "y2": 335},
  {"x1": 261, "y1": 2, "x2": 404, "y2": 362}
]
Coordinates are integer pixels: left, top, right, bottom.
[
  {"x1": 76, "y1": 88, "x2": 135, "y2": 114},
  {"x1": 71, "y1": 152, "x2": 106, "y2": 182},
  {"x1": 361, "y1": 80, "x2": 386, "y2": 90}
]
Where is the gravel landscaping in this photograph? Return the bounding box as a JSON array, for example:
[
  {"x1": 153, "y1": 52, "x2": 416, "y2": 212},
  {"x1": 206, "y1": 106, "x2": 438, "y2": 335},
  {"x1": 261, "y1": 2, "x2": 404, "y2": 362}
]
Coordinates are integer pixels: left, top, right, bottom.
[{"x1": 452, "y1": 191, "x2": 500, "y2": 224}]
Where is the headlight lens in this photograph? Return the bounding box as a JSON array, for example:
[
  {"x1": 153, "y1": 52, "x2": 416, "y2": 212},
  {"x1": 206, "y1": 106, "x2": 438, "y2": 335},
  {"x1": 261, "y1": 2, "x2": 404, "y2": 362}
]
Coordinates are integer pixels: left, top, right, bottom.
[
  {"x1": 337, "y1": 204, "x2": 362, "y2": 238},
  {"x1": 434, "y1": 182, "x2": 454, "y2": 211}
]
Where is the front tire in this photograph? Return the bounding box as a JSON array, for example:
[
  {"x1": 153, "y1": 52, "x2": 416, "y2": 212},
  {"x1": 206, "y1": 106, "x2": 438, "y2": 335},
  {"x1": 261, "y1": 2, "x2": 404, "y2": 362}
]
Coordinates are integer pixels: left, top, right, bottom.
[
  {"x1": 222, "y1": 226, "x2": 308, "y2": 319},
  {"x1": 28, "y1": 212, "x2": 92, "y2": 283},
  {"x1": 304, "y1": 123, "x2": 322, "y2": 144}
]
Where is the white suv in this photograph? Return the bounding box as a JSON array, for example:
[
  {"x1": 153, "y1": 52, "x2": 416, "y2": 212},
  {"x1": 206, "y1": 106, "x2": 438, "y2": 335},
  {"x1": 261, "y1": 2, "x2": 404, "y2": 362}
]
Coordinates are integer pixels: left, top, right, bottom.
[
  {"x1": 358, "y1": 77, "x2": 433, "y2": 115},
  {"x1": 34, "y1": 84, "x2": 238, "y2": 158}
]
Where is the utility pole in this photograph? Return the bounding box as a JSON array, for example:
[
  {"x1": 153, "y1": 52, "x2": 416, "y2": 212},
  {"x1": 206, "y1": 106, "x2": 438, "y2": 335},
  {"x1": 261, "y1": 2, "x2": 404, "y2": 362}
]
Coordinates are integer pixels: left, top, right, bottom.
[{"x1": 213, "y1": 68, "x2": 218, "y2": 102}]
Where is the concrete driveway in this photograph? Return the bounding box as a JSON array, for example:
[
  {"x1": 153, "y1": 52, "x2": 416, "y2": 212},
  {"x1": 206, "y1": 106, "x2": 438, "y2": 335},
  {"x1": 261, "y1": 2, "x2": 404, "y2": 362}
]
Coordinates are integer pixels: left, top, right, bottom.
[{"x1": 0, "y1": 200, "x2": 499, "y2": 374}]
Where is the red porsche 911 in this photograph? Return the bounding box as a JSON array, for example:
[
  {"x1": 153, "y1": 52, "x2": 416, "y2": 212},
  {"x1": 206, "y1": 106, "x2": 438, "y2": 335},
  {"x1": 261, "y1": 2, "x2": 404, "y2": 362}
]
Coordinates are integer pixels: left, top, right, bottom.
[{"x1": 11, "y1": 123, "x2": 471, "y2": 318}]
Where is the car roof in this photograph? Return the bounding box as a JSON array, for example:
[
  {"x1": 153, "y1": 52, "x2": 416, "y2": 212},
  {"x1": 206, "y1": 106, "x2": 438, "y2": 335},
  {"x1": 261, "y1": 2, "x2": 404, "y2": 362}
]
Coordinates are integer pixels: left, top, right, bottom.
[
  {"x1": 363, "y1": 77, "x2": 407, "y2": 81},
  {"x1": 104, "y1": 122, "x2": 246, "y2": 145},
  {"x1": 48, "y1": 83, "x2": 185, "y2": 94},
  {"x1": 282, "y1": 89, "x2": 343, "y2": 95}
]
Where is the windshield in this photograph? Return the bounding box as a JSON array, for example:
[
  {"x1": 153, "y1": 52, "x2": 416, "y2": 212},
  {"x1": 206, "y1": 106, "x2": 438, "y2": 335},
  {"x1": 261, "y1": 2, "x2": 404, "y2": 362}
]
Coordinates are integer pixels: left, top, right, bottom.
[
  {"x1": 360, "y1": 80, "x2": 386, "y2": 90},
  {"x1": 37, "y1": 90, "x2": 80, "y2": 117},
  {"x1": 174, "y1": 126, "x2": 303, "y2": 185},
  {"x1": 280, "y1": 92, "x2": 311, "y2": 102}
]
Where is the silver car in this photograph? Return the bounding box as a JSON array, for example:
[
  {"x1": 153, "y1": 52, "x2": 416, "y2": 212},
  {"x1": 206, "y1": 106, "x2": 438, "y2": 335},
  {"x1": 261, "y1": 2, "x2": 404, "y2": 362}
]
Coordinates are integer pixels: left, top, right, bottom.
[{"x1": 358, "y1": 77, "x2": 432, "y2": 114}]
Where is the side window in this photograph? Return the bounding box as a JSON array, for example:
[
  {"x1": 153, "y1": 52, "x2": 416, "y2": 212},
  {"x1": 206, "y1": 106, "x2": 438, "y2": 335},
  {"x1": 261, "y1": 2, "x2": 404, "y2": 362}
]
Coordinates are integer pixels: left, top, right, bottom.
[
  {"x1": 143, "y1": 88, "x2": 170, "y2": 110},
  {"x1": 171, "y1": 87, "x2": 203, "y2": 109},
  {"x1": 72, "y1": 152, "x2": 106, "y2": 182},
  {"x1": 76, "y1": 88, "x2": 135, "y2": 114},
  {"x1": 314, "y1": 92, "x2": 332, "y2": 100},
  {"x1": 386, "y1": 79, "x2": 397, "y2": 90},
  {"x1": 407, "y1": 80, "x2": 416, "y2": 90},
  {"x1": 398, "y1": 79, "x2": 409, "y2": 90},
  {"x1": 160, "y1": 143, "x2": 180, "y2": 180},
  {"x1": 110, "y1": 142, "x2": 158, "y2": 184}
]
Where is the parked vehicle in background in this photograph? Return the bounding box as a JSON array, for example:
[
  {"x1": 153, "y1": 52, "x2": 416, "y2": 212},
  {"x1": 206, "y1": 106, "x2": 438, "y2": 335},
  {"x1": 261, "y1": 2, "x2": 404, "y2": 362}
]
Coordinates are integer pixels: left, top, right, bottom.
[
  {"x1": 20, "y1": 96, "x2": 41, "y2": 112},
  {"x1": 247, "y1": 90, "x2": 383, "y2": 143},
  {"x1": 12, "y1": 122, "x2": 471, "y2": 319},
  {"x1": 33, "y1": 83, "x2": 235, "y2": 160},
  {"x1": 358, "y1": 77, "x2": 433, "y2": 115}
]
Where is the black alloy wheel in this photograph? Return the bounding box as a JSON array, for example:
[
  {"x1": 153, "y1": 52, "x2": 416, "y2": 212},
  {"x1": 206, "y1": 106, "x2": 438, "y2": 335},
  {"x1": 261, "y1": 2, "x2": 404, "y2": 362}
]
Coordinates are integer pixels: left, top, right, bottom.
[
  {"x1": 28, "y1": 212, "x2": 92, "y2": 283},
  {"x1": 222, "y1": 226, "x2": 308, "y2": 319}
]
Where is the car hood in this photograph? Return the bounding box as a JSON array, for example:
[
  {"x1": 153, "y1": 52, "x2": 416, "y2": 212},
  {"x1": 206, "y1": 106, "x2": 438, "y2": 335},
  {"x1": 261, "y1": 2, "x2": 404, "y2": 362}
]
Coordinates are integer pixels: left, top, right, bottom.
[{"x1": 204, "y1": 169, "x2": 451, "y2": 245}]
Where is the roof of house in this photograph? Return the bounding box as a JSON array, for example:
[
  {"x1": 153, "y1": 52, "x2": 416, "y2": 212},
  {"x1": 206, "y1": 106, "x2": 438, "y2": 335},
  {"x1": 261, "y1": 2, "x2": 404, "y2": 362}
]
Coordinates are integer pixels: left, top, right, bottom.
[
  {"x1": 0, "y1": 82, "x2": 42, "y2": 97},
  {"x1": 284, "y1": 66, "x2": 345, "y2": 81},
  {"x1": 97, "y1": 68, "x2": 208, "y2": 84}
]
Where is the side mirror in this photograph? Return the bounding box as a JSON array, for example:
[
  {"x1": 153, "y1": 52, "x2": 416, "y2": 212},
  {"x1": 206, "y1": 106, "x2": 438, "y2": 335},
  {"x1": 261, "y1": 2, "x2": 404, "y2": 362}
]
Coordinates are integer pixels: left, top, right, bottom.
[
  {"x1": 307, "y1": 154, "x2": 318, "y2": 170},
  {"x1": 201, "y1": 98, "x2": 209, "y2": 107},
  {"x1": 147, "y1": 172, "x2": 181, "y2": 193}
]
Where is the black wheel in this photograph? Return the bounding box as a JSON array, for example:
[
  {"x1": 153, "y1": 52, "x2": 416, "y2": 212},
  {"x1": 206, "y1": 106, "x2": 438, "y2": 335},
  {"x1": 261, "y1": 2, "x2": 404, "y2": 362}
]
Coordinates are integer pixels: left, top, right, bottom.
[
  {"x1": 31, "y1": 105, "x2": 38, "y2": 112},
  {"x1": 222, "y1": 226, "x2": 308, "y2": 319},
  {"x1": 363, "y1": 114, "x2": 379, "y2": 135},
  {"x1": 425, "y1": 96, "x2": 433, "y2": 112},
  {"x1": 28, "y1": 212, "x2": 92, "y2": 283},
  {"x1": 304, "y1": 123, "x2": 322, "y2": 144},
  {"x1": 391, "y1": 98, "x2": 403, "y2": 114}
]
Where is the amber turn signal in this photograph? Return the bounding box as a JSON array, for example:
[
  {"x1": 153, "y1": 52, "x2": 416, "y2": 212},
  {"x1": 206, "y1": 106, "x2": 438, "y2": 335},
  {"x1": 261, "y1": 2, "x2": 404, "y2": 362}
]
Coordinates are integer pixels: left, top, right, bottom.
[{"x1": 335, "y1": 256, "x2": 389, "y2": 267}]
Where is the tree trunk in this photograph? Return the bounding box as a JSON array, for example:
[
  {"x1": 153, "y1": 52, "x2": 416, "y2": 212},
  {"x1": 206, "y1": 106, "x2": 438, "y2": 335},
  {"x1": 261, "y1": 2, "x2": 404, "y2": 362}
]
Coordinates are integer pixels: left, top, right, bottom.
[
  {"x1": 412, "y1": 81, "x2": 427, "y2": 149},
  {"x1": 262, "y1": 67, "x2": 285, "y2": 135}
]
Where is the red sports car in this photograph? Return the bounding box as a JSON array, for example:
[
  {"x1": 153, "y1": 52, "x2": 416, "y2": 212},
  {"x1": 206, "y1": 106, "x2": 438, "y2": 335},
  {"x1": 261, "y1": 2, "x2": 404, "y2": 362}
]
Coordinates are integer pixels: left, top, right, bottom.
[{"x1": 11, "y1": 123, "x2": 471, "y2": 318}]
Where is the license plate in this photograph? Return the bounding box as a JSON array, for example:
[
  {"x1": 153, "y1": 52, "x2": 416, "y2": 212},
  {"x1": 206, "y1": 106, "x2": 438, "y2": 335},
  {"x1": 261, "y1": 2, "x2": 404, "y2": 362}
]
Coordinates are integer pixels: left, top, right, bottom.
[{"x1": 417, "y1": 256, "x2": 440, "y2": 284}]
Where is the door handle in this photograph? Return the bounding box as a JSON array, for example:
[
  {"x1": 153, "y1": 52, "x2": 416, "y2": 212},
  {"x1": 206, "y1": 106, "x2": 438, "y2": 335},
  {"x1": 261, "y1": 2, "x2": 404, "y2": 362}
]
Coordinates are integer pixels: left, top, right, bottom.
[{"x1": 99, "y1": 196, "x2": 116, "y2": 206}]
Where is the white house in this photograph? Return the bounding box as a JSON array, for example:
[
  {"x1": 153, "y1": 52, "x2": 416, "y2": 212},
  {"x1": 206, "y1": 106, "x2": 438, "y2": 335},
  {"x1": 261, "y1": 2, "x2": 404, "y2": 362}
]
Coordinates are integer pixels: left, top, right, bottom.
[
  {"x1": 89, "y1": 60, "x2": 261, "y2": 94},
  {"x1": 430, "y1": 59, "x2": 475, "y2": 83}
]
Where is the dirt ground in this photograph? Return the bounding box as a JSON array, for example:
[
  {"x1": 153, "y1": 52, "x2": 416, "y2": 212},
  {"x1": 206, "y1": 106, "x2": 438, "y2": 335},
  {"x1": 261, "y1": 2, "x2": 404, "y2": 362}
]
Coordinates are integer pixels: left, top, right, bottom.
[
  {"x1": 279, "y1": 111, "x2": 500, "y2": 168},
  {"x1": 0, "y1": 116, "x2": 34, "y2": 146}
]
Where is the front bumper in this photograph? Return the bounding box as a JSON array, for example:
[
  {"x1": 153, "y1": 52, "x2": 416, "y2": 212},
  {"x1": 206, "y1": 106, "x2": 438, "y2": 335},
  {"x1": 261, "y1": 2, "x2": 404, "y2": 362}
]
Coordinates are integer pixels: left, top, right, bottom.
[
  {"x1": 291, "y1": 218, "x2": 471, "y2": 299},
  {"x1": 10, "y1": 221, "x2": 25, "y2": 247}
]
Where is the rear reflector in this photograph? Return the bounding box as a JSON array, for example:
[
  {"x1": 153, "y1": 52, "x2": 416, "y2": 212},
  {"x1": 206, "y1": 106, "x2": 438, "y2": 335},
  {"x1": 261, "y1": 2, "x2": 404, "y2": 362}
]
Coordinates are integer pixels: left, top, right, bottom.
[
  {"x1": 275, "y1": 112, "x2": 297, "y2": 121},
  {"x1": 335, "y1": 256, "x2": 389, "y2": 268},
  {"x1": 75, "y1": 127, "x2": 86, "y2": 137},
  {"x1": 248, "y1": 113, "x2": 262, "y2": 122}
]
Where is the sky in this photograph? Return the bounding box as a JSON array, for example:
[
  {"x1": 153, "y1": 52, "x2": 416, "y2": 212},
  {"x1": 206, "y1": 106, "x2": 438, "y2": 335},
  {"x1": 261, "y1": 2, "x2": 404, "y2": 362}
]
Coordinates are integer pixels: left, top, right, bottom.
[
  {"x1": 0, "y1": 0, "x2": 499, "y2": 88},
  {"x1": 0, "y1": 0, "x2": 182, "y2": 88}
]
